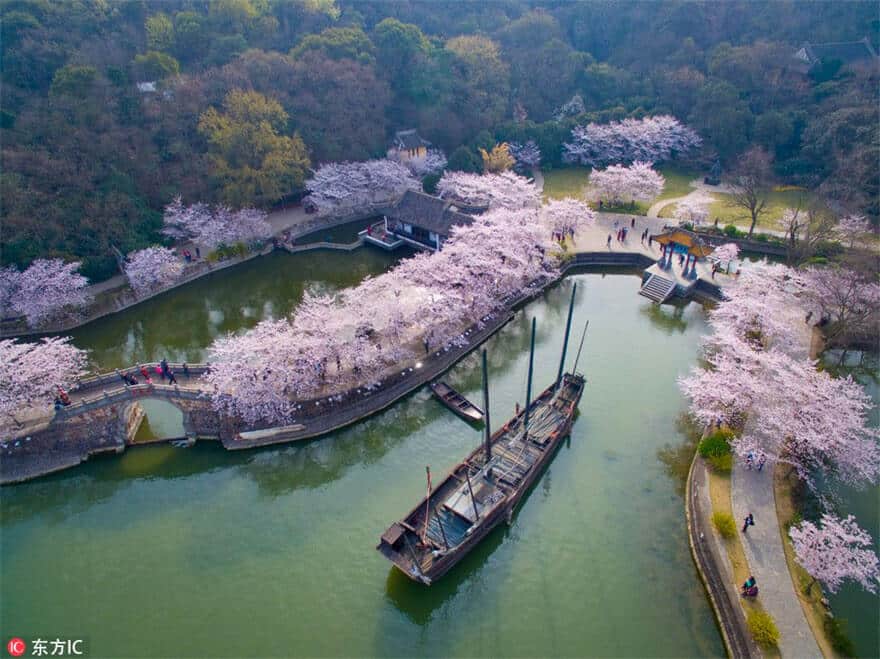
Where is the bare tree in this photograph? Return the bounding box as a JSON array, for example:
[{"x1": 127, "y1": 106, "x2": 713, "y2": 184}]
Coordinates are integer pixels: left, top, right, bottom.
[
  {"x1": 780, "y1": 206, "x2": 838, "y2": 265},
  {"x1": 725, "y1": 147, "x2": 773, "y2": 237}
]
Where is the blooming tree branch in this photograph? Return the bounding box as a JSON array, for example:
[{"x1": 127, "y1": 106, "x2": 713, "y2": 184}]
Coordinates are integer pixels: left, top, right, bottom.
[
  {"x1": 305, "y1": 159, "x2": 419, "y2": 214},
  {"x1": 0, "y1": 259, "x2": 91, "y2": 328},
  {"x1": 125, "y1": 247, "x2": 185, "y2": 295},
  {"x1": 790, "y1": 514, "x2": 880, "y2": 595},
  {"x1": 563, "y1": 115, "x2": 701, "y2": 167},
  {"x1": 588, "y1": 162, "x2": 665, "y2": 206},
  {"x1": 0, "y1": 337, "x2": 89, "y2": 423}
]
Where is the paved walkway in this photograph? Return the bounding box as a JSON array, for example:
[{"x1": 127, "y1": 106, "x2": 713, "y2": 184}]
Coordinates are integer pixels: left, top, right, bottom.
[
  {"x1": 731, "y1": 317, "x2": 819, "y2": 659},
  {"x1": 732, "y1": 466, "x2": 821, "y2": 658}
]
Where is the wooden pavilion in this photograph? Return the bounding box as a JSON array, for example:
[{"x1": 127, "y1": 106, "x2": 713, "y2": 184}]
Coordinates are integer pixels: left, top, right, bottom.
[{"x1": 651, "y1": 228, "x2": 713, "y2": 278}]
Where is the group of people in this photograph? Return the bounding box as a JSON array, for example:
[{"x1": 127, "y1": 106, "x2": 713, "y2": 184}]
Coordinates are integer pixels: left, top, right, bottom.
[
  {"x1": 553, "y1": 227, "x2": 576, "y2": 243},
  {"x1": 741, "y1": 575, "x2": 758, "y2": 598},
  {"x1": 605, "y1": 218, "x2": 655, "y2": 249},
  {"x1": 181, "y1": 248, "x2": 199, "y2": 263},
  {"x1": 745, "y1": 450, "x2": 766, "y2": 471},
  {"x1": 116, "y1": 359, "x2": 190, "y2": 387}
]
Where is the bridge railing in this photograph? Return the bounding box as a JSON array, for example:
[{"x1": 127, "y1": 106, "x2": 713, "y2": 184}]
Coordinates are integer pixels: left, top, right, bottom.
[
  {"x1": 73, "y1": 363, "x2": 210, "y2": 392},
  {"x1": 57, "y1": 383, "x2": 209, "y2": 418}
]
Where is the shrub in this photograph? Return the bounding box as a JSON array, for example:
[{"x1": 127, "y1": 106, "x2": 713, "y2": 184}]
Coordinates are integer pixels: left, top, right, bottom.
[
  {"x1": 712, "y1": 512, "x2": 736, "y2": 539},
  {"x1": 747, "y1": 610, "x2": 780, "y2": 647},
  {"x1": 824, "y1": 617, "x2": 855, "y2": 657},
  {"x1": 723, "y1": 224, "x2": 742, "y2": 238},
  {"x1": 707, "y1": 453, "x2": 733, "y2": 473},
  {"x1": 753, "y1": 233, "x2": 769, "y2": 242},
  {"x1": 699, "y1": 428, "x2": 734, "y2": 458}
]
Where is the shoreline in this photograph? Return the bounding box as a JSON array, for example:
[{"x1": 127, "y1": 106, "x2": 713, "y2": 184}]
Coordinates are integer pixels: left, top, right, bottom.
[{"x1": 1, "y1": 252, "x2": 677, "y2": 486}]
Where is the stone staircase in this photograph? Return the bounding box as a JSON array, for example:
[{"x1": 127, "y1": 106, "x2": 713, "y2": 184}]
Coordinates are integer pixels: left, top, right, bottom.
[{"x1": 639, "y1": 273, "x2": 677, "y2": 303}]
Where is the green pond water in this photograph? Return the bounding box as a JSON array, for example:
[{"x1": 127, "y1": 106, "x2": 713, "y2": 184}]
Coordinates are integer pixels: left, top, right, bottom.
[{"x1": 1, "y1": 245, "x2": 875, "y2": 657}]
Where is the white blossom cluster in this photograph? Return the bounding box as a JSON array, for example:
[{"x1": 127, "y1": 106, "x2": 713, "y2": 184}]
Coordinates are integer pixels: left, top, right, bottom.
[
  {"x1": 563, "y1": 115, "x2": 701, "y2": 167},
  {"x1": 305, "y1": 159, "x2": 420, "y2": 213},
  {"x1": 162, "y1": 198, "x2": 273, "y2": 249},
  {"x1": 0, "y1": 259, "x2": 91, "y2": 328}
]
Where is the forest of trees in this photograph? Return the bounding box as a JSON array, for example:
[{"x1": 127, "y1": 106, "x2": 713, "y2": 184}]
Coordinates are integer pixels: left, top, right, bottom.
[{"x1": 1, "y1": 0, "x2": 877, "y2": 280}]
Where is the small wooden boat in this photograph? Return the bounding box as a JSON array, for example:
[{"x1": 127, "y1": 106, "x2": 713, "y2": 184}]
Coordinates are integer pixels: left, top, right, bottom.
[
  {"x1": 429, "y1": 381, "x2": 484, "y2": 423},
  {"x1": 378, "y1": 284, "x2": 588, "y2": 585}
]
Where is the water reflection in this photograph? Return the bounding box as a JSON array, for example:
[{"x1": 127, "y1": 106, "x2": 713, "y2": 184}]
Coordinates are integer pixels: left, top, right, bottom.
[{"x1": 382, "y1": 523, "x2": 510, "y2": 627}]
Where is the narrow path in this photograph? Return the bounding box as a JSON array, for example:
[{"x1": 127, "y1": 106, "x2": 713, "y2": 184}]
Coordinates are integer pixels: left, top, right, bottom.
[{"x1": 732, "y1": 465, "x2": 822, "y2": 658}]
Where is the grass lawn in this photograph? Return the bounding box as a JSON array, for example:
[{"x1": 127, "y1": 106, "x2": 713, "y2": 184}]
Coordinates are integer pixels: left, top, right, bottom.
[
  {"x1": 658, "y1": 187, "x2": 815, "y2": 231},
  {"x1": 707, "y1": 464, "x2": 782, "y2": 657},
  {"x1": 541, "y1": 166, "x2": 591, "y2": 201},
  {"x1": 542, "y1": 164, "x2": 701, "y2": 216}
]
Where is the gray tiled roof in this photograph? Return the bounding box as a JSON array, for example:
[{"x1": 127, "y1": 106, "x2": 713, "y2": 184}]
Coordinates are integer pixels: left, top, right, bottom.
[
  {"x1": 393, "y1": 129, "x2": 429, "y2": 150},
  {"x1": 801, "y1": 38, "x2": 877, "y2": 65},
  {"x1": 389, "y1": 190, "x2": 473, "y2": 236}
]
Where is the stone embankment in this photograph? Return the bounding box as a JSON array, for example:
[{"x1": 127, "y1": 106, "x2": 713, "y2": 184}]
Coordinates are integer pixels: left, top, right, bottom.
[
  {"x1": 1, "y1": 251, "x2": 672, "y2": 485},
  {"x1": 0, "y1": 206, "x2": 389, "y2": 339}
]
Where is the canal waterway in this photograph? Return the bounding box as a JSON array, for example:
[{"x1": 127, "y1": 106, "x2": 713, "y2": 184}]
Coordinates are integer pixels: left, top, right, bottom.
[
  {"x1": 2, "y1": 257, "x2": 728, "y2": 657},
  {"x1": 3, "y1": 244, "x2": 875, "y2": 657}
]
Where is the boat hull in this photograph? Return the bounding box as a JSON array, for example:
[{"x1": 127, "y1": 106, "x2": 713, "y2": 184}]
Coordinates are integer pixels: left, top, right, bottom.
[{"x1": 378, "y1": 373, "x2": 585, "y2": 584}]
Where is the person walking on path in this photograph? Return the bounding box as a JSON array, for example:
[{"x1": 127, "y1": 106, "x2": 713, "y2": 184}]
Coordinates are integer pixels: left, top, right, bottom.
[
  {"x1": 757, "y1": 452, "x2": 766, "y2": 471},
  {"x1": 746, "y1": 451, "x2": 754, "y2": 470},
  {"x1": 742, "y1": 513, "x2": 754, "y2": 533},
  {"x1": 167, "y1": 369, "x2": 177, "y2": 385},
  {"x1": 631, "y1": 217, "x2": 635, "y2": 228},
  {"x1": 607, "y1": 234, "x2": 612, "y2": 249}
]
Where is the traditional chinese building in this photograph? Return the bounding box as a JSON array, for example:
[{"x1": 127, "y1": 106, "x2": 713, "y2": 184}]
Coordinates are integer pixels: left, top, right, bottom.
[
  {"x1": 361, "y1": 190, "x2": 473, "y2": 251},
  {"x1": 640, "y1": 228, "x2": 716, "y2": 303},
  {"x1": 388, "y1": 129, "x2": 430, "y2": 163},
  {"x1": 793, "y1": 38, "x2": 878, "y2": 74}
]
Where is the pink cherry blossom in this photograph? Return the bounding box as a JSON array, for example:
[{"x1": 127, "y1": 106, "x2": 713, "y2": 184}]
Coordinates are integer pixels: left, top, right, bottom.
[
  {"x1": 124, "y1": 247, "x2": 185, "y2": 295},
  {"x1": 162, "y1": 198, "x2": 272, "y2": 248},
  {"x1": 673, "y1": 191, "x2": 715, "y2": 225},
  {"x1": 405, "y1": 149, "x2": 448, "y2": 177},
  {"x1": 1, "y1": 259, "x2": 91, "y2": 328},
  {"x1": 711, "y1": 242, "x2": 740, "y2": 264},
  {"x1": 790, "y1": 514, "x2": 879, "y2": 595},
  {"x1": 563, "y1": 115, "x2": 701, "y2": 167},
  {"x1": 437, "y1": 171, "x2": 541, "y2": 210},
  {"x1": 204, "y1": 176, "x2": 581, "y2": 424},
  {"x1": 588, "y1": 161, "x2": 665, "y2": 205},
  {"x1": 305, "y1": 159, "x2": 420, "y2": 214},
  {"x1": 0, "y1": 337, "x2": 89, "y2": 423},
  {"x1": 508, "y1": 141, "x2": 542, "y2": 169}
]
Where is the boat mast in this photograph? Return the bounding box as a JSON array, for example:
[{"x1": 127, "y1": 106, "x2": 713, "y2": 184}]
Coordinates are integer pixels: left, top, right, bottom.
[
  {"x1": 571, "y1": 320, "x2": 590, "y2": 376},
  {"x1": 556, "y1": 283, "x2": 577, "y2": 386},
  {"x1": 523, "y1": 316, "x2": 536, "y2": 438},
  {"x1": 481, "y1": 349, "x2": 492, "y2": 463}
]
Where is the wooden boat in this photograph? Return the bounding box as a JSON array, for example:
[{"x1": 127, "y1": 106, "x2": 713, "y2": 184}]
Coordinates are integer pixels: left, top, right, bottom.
[
  {"x1": 378, "y1": 284, "x2": 588, "y2": 585},
  {"x1": 378, "y1": 371, "x2": 585, "y2": 585},
  {"x1": 429, "y1": 381, "x2": 484, "y2": 423}
]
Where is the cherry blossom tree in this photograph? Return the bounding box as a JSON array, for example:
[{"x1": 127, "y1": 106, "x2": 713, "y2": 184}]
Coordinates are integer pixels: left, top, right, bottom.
[
  {"x1": 553, "y1": 94, "x2": 585, "y2": 122},
  {"x1": 304, "y1": 159, "x2": 419, "y2": 214},
  {"x1": 588, "y1": 162, "x2": 665, "y2": 206},
  {"x1": 542, "y1": 198, "x2": 596, "y2": 236},
  {"x1": 673, "y1": 191, "x2": 714, "y2": 226},
  {"x1": 124, "y1": 247, "x2": 185, "y2": 295},
  {"x1": 205, "y1": 185, "x2": 574, "y2": 424},
  {"x1": 802, "y1": 265, "x2": 880, "y2": 356},
  {"x1": 405, "y1": 149, "x2": 448, "y2": 177},
  {"x1": 437, "y1": 171, "x2": 541, "y2": 210},
  {"x1": 508, "y1": 141, "x2": 542, "y2": 169},
  {"x1": 162, "y1": 198, "x2": 272, "y2": 248},
  {"x1": 834, "y1": 214, "x2": 873, "y2": 248},
  {"x1": 711, "y1": 243, "x2": 740, "y2": 264},
  {"x1": 680, "y1": 260, "x2": 880, "y2": 499},
  {"x1": 0, "y1": 337, "x2": 89, "y2": 425},
  {"x1": 1, "y1": 259, "x2": 91, "y2": 328},
  {"x1": 563, "y1": 115, "x2": 701, "y2": 167},
  {"x1": 790, "y1": 514, "x2": 879, "y2": 595}
]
